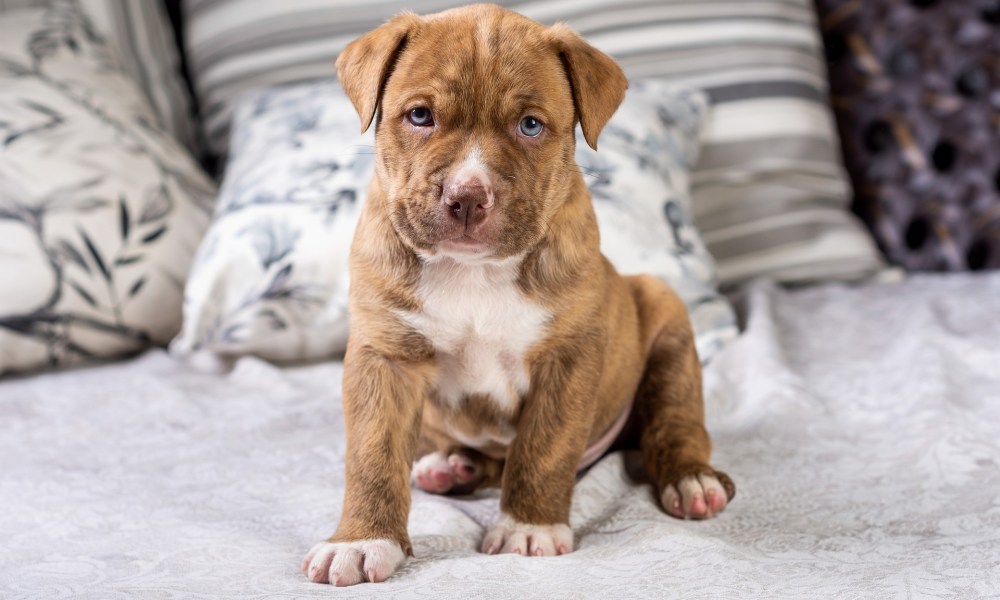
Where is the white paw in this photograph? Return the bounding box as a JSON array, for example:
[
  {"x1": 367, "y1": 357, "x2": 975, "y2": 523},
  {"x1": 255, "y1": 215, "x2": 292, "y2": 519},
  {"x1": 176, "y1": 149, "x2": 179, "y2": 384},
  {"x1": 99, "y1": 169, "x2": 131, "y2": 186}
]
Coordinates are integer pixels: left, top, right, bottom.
[
  {"x1": 412, "y1": 451, "x2": 480, "y2": 494},
  {"x1": 301, "y1": 539, "x2": 405, "y2": 586},
  {"x1": 481, "y1": 515, "x2": 573, "y2": 556},
  {"x1": 661, "y1": 473, "x2": 730, "y2": 519}
]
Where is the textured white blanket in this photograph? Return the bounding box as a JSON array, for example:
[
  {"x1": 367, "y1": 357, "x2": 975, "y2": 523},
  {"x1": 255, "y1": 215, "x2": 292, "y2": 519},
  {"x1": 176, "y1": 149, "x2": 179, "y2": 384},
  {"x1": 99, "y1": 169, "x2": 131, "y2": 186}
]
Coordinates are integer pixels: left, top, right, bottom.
[{"x1": 2, "y1": 273, "x2": 999, "y2": 599}]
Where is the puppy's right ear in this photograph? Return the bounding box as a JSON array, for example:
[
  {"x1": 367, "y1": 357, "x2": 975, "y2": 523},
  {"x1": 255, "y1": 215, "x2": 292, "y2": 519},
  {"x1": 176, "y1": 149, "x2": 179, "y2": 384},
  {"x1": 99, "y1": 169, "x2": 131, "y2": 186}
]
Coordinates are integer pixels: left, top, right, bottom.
[{"x1": 336, "y1": 12, "x2": 420, "y2": 133}]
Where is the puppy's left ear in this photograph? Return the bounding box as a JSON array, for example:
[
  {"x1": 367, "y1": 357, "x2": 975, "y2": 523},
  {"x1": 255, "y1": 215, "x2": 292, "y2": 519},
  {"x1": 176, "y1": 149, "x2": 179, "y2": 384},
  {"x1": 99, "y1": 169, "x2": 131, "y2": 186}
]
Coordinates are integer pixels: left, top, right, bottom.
[
  {"x1": 550, "y1": 24, "x2": 628, "y2": 150},
  {"x1": 336, "y1": 12, "x2": 421, "y2": 133}
]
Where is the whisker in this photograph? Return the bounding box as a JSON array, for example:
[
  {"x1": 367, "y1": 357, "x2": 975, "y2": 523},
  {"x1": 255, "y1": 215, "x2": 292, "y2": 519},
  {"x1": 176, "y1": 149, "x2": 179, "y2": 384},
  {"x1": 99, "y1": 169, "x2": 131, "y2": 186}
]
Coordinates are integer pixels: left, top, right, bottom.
[
  {"x1": 559, "y1": 158, "x2": 603, "y2": 179},
  {"x1": 567, "y1": 168, "x2": 601, "y2": 179}
]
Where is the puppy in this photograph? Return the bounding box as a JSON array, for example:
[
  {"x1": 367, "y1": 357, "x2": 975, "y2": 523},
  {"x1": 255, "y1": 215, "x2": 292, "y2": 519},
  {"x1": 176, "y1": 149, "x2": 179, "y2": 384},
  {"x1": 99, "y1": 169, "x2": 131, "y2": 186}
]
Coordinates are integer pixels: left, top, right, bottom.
[{"x1": 302, "y1": 4, "x2": 735, "y2": 586}]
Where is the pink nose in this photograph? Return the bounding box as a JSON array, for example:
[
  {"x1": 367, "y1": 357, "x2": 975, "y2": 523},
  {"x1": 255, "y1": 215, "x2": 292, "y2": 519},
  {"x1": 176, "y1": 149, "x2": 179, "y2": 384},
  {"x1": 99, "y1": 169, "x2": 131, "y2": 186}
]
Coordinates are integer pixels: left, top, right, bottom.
[{"x1": 443, "y1": 183, "x2": 494, "y2": 226}]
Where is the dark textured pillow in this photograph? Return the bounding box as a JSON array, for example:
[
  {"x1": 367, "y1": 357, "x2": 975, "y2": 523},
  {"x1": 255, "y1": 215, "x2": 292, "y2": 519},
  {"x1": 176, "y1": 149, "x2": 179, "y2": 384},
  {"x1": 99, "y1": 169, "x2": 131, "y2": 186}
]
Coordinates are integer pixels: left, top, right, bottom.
[{"x1": 816, "y1": 0, "x2": 1000, "y2": 271}]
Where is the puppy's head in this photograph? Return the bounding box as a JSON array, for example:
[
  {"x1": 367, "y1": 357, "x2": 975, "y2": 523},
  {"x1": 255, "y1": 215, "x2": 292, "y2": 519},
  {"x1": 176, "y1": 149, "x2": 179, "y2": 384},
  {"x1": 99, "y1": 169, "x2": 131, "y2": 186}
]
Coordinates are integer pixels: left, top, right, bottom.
[{"x1": 336, "y1": 4, "x2": 627, "y2": 261}]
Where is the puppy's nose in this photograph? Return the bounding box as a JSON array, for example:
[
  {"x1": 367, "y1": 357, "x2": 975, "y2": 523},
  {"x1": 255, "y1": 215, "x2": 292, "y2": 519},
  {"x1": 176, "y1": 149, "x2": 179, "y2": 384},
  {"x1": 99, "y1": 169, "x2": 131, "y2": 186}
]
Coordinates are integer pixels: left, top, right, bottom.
[{"x1": 443, "y1": 182, "x2": 494, "y2": 226}]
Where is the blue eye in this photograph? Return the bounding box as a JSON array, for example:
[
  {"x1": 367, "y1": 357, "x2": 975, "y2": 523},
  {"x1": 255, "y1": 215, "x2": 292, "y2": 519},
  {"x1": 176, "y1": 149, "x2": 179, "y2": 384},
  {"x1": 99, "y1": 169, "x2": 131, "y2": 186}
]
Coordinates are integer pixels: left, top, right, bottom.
[
  {"x1": 408, "y1": 107, "x2": 433, "y2": 126},
  {"x1": 519, "y1": 116, "x2": 543, "y2": 137}
]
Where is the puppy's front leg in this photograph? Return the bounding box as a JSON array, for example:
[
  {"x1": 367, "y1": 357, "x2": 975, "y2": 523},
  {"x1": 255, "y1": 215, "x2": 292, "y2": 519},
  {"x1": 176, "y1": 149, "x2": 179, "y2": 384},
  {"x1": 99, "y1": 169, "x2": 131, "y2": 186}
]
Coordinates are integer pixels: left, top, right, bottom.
[
  {"x1": 482, "y1": 346, "x2": 598, "y2": 557},
  {"x1": 303, "y1": 344, "x2": 432, "y2": 586}
]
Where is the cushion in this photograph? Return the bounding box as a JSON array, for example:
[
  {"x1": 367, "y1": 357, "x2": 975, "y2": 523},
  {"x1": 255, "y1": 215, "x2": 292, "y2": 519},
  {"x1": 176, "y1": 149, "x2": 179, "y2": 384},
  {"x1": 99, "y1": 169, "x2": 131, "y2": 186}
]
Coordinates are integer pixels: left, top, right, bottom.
[
  {"x1": 0, "y1": 4, "x2": 216, "y2": 375},
  {"x1": 171, "y1": 79, "x2": 737, "y2": 365},
  {"x1": 0, "y1": 0, "x2": 198, "y2": 153},
  {"x1": 181, "y1": 0, "x2": 886, "y2": 286},
  {"x1": 816, "y1": 0, "x2": 1000, "y2": 271}
]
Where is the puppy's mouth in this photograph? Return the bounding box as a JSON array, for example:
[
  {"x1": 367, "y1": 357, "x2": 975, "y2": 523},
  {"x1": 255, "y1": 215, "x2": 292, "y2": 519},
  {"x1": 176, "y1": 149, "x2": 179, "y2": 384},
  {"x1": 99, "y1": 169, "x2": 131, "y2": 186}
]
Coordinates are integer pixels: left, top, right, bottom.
[{"x1": 436, "y1": 233, "x2": 493, "y2": 257}]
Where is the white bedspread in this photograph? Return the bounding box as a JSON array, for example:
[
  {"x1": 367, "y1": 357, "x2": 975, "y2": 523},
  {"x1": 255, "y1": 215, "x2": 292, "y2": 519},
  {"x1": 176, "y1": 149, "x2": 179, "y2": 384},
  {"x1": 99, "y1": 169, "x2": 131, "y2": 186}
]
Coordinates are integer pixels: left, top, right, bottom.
[{"x1": 2, "y1": 272, "x2": 999, "y2": 599}]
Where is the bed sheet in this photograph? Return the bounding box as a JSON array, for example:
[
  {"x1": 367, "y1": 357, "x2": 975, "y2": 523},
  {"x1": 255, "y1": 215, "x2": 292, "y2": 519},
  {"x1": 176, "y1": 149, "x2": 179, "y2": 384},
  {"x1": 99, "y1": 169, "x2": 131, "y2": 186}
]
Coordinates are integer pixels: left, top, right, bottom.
[{"x1": 2, "y1": 272, "x2": 999, "y2": 598}]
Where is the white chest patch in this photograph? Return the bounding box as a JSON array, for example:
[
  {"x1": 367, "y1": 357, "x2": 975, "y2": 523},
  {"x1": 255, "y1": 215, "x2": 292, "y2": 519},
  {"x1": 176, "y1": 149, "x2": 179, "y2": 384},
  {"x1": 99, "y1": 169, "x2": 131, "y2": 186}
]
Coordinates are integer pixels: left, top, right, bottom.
[{"x1": 400, "y1": 255, "x2": 550, "y2": 413}]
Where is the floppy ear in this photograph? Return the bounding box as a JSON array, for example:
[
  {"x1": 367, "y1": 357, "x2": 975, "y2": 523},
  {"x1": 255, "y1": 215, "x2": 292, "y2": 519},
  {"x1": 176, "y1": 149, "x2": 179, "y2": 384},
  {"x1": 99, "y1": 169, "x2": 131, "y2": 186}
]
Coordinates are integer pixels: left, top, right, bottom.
[
  {"x1": 335, "y1": 13, "x2": 420, "y2": 133},
  {"x1": 549, "y1": 24, "x2": 628, "y2": 150}
]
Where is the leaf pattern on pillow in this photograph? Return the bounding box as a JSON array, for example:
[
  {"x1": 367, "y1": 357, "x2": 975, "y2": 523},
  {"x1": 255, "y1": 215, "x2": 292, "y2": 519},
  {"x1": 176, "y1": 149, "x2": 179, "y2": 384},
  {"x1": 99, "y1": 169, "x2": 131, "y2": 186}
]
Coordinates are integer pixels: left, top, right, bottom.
[
  {"x1": 174, "y1": 79, "x2": 736, "y2": 364},
  {"x1": 0, "y1": 3, "x2": 215, "y2": 374}
]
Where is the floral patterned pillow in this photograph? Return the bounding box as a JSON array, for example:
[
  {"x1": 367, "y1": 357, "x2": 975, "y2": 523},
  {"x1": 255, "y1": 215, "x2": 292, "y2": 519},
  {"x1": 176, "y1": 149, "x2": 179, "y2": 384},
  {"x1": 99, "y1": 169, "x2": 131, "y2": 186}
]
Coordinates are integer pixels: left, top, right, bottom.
[
  {"x1": 172, "y1": 79, "x2": 737, "y2": 364},
  {"x1": 0, "y1": 4, "x2": 216, "y2": 375}
]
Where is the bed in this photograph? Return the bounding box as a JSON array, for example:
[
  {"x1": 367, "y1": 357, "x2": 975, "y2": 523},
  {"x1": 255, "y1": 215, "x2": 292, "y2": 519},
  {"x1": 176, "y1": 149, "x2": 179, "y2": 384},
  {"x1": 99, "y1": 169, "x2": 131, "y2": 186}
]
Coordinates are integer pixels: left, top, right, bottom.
[{"x1": 3, "y1": 271, "x2": 998, "y2": 599}]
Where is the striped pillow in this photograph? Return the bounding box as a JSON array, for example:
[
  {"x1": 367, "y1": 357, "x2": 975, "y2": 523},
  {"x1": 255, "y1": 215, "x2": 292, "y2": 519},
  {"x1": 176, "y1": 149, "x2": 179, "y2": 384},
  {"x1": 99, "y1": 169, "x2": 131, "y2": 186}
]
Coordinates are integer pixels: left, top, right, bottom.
[
  {"x1": 182, "y1": 0, "x2": 886, "y2": 286},
  {"x1": 0, "y1": 0, "x2": 197, "y2": 152}
]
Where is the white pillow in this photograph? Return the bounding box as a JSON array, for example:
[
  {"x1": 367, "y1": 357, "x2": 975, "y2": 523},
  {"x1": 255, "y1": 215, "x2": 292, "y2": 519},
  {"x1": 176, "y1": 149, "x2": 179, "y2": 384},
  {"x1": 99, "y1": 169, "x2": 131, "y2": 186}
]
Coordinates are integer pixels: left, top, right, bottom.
[
  {"x1": 172, "y1": 79, "x2": 737, "y2": 364},
  {"x1": 0, "y1": 5, "x2": 216, "y2": 375}
]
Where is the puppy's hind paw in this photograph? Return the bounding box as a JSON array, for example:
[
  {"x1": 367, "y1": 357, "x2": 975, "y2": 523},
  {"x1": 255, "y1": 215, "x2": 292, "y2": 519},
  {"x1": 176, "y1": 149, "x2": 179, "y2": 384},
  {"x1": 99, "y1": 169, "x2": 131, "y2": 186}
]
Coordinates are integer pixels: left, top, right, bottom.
[
  {"x1": 660, "y1": 468, "x2": 735, "y2": 520},
  {"x1": 412, "y1": 451, "x2": 482, "y2": 494}
]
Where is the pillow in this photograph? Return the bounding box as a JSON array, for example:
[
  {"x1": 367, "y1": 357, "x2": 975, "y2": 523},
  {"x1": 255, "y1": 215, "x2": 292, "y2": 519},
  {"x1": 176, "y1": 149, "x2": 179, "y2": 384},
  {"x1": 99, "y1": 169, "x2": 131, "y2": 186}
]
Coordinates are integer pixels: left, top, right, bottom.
[
  {"x1": 0, "y1": 0, "x2": 198, "y2": 153},
  {"x1": 0, "y1": 4, "x2": 216, "y2": 375},
  {"x1": 181, "y1": 0, "x2": 886, "y2": 286},
  {"x1": 171, "y1": 79, "x2": 737, "y2": 365},
  {"x1": 816, "y1": 0, "x2": 1000, "y2": 271}
]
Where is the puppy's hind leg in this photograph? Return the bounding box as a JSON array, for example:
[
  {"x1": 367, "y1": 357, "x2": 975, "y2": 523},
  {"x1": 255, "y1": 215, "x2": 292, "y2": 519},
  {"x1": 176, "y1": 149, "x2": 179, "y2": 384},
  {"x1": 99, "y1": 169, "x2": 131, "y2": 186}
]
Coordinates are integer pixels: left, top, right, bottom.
[{"x1": 627, "y1": 275, "x2": 736, "y2": 520}]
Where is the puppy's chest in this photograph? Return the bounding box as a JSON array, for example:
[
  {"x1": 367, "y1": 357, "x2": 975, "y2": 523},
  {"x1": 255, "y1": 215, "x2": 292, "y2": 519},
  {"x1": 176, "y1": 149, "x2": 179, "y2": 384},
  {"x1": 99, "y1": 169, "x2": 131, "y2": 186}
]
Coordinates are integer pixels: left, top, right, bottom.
[{"x1": 402, "y1": 259, "x2": 550, "y2": 413}]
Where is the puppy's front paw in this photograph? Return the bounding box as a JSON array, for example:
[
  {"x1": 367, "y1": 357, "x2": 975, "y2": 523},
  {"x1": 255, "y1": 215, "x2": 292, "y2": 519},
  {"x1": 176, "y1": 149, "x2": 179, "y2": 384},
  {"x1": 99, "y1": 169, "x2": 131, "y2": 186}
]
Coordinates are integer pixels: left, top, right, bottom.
[
  {"x1": 301, "y1": 539, "x2": 405, "y2": 586},
  {"x1": 481, "y1": 515, "x2": 573, "y2": 556},
  {"x1": 412, "y1": 451, "x2": 482, "y2": 494},
  {"x1": 660, "y1": 468, "x2": 736, "y2": 520}
]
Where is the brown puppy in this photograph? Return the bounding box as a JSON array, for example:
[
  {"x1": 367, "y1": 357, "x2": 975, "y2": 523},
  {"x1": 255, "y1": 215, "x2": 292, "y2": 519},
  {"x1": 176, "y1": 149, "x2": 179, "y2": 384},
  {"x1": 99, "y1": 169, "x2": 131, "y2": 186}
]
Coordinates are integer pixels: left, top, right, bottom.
[{"x1": 302, "y1": 4, "x2": 735, "y2": 587}]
